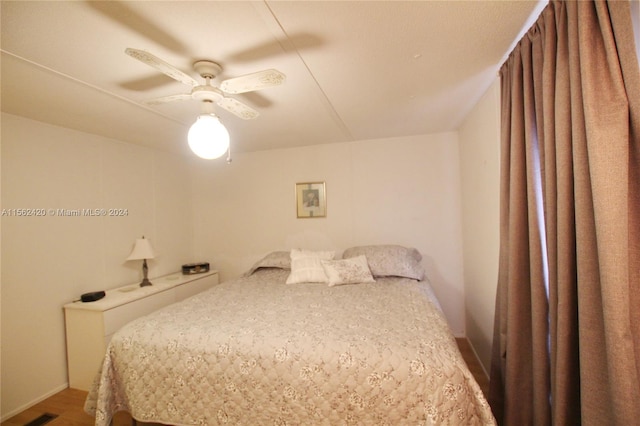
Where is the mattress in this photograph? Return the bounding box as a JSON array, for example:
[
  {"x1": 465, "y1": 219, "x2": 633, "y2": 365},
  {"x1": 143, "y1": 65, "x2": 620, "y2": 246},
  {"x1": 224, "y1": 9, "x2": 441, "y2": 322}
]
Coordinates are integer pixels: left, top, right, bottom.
[{"x1": 85, "y1": 268, "x2": 495, "y2": 425}]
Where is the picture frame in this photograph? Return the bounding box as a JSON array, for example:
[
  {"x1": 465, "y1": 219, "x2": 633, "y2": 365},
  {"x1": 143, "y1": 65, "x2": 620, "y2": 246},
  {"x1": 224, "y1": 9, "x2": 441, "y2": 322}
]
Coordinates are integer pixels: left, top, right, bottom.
[{"x1": 295, "y1": 182, "x2": 326, "y2": 218}]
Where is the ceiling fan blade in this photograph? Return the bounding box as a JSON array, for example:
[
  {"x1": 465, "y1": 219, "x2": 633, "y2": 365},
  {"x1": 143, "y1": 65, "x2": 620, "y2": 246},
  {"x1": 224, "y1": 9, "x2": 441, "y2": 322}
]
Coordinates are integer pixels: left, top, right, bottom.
[
  {"x1": 217, "y1": 98, "x2": 260, "y2": 120},
  {"x1": 220, "y1": 69, "x2": 286, "y2": 94},
  {"x1": 143, "y1": 94, "x2": 192, "y2": 106},
  {"x1": 125, "y1": 48, "x2": 198, "y2": 87}
]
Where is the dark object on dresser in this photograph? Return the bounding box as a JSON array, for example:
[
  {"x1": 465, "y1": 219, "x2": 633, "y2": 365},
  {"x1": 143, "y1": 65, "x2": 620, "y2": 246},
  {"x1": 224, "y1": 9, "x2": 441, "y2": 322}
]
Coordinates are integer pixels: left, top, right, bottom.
[{"x1": 182, "y1": 262, "x2": 210, "y2": 275}]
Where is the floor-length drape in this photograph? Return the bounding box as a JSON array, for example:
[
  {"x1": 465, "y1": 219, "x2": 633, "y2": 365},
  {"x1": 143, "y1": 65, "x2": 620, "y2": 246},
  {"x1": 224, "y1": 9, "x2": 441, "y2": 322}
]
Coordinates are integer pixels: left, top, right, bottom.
[{"x1": 489, "y1": 1, "x2": 640, "y2": 425}]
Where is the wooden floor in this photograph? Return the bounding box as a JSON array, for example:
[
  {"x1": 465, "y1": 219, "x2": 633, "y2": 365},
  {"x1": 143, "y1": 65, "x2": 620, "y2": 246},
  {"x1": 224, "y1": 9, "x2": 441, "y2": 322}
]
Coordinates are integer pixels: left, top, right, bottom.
[
  {"x1": 2, "y1": 338, "x2": 488, "y2": 425},
  {"x1": 455, "y1": 337, "x2": 489, "y2": 395},
  {"x1": 0, "y1": 389, "x2": 132, "y2": 426}
]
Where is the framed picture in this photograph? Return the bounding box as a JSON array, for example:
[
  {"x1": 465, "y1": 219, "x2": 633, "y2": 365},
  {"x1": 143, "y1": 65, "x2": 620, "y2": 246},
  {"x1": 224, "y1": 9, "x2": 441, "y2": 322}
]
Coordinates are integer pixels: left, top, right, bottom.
[{"x1": 296, "y1": 182, "x2": 326, "y2": 218}]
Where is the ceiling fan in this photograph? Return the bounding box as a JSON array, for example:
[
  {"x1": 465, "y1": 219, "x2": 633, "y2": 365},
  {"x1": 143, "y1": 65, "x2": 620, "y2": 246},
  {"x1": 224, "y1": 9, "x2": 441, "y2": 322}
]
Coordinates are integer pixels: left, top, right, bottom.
[{"x1": 125, "y1": 48, "x2": 286, "y2": 120}]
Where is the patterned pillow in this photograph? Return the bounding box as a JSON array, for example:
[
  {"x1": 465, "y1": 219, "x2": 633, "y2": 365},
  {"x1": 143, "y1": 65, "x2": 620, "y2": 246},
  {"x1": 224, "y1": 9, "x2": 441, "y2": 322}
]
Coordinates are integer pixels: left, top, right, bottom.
[
  {"x1": 285, "y1": 249, "x2": 336, "y2": 284},
  {"x1": 342, "y1": 245, "x2": 425, "y2": 280},
  {"x1": 321, "y1": 255, "x2": 376, "y2": 287},
  {"x1": 244, "y1": 251, "x2": 291, "y2": 276}
]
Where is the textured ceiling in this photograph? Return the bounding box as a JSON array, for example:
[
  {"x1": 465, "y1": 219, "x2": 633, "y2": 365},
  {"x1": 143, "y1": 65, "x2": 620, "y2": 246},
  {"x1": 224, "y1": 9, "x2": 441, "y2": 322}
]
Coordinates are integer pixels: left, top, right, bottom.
[{"x1": 1, "y1": 1, "x2": 543, "y2": 158}]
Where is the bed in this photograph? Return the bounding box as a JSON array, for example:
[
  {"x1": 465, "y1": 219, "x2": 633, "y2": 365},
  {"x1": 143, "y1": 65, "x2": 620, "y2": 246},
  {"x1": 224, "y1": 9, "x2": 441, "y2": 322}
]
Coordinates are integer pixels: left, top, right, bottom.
[{"x1": 85, "y1": 245, "x2": 496, "y2": 425}]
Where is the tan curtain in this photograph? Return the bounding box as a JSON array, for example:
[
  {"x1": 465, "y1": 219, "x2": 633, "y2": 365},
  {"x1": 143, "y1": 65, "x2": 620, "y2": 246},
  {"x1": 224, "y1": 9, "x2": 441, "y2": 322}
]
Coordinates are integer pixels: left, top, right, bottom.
[{"x1": 489, "y1": 1, "x2": 640, "y2": 425}]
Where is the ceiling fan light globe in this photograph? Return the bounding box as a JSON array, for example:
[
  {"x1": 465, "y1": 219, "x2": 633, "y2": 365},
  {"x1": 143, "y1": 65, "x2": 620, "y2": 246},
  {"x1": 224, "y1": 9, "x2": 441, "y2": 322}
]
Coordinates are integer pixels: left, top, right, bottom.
[{"x1": 188, "y1": 114, "x2": 230, "y2": 160}]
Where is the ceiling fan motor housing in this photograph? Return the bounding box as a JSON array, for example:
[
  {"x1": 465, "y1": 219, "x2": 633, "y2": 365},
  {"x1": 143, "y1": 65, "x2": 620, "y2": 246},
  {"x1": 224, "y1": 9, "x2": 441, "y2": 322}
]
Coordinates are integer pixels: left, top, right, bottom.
[
  {"x1": 192, "y1": 85, "x2": 224, "y2": 103},
  {"x1": 193, "y1": 60, "x2": 222, "y2": 79}
]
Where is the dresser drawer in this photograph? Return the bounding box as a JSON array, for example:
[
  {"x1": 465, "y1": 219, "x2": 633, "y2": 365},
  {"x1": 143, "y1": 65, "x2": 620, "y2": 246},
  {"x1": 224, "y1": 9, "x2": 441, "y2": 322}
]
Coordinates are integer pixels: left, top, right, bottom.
[
  {"x1": 103, "y1": 289, "x2": 174, "y2": 336},
  {"x1": 175, "y1": 273, "x2": 218, "y2": 300}
]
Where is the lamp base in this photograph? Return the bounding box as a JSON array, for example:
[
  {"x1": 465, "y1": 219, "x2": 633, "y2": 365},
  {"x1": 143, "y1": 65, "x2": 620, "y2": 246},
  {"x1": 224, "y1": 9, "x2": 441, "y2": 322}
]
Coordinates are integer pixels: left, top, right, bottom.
[{"x1": 139, "y1": 258, "x2": 152, "y2": 286}]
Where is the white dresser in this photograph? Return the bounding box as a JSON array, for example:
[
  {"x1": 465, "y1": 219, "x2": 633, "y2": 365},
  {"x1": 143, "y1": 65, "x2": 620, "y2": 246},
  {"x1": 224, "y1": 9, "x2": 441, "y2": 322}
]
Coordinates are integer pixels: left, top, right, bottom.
[{"x1": 63, "y1": 270, "x2": 218, "y2": 391}]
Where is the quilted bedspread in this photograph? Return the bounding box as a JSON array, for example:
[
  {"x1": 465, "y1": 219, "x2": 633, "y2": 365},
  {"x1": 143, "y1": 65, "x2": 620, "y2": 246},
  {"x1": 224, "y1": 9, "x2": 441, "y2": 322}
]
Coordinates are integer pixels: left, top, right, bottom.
[{"x1": 85, "y1": 269, "x2": 496, "y2": 425}]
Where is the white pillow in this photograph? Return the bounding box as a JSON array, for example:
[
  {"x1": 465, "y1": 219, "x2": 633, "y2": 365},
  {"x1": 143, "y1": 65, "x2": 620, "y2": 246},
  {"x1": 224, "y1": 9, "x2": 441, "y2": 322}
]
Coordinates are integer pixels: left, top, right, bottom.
[
  {"x1": 321, "y1": 255, "x2": 376, "y2": 287},
  {"x1": 285, "y1": 249, "x2": 335, "y2": 284}
]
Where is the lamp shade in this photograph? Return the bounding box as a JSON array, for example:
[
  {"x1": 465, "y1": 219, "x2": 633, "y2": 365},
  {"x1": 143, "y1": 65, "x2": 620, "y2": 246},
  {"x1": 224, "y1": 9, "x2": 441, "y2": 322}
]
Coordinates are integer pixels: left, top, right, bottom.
[
  {"x1": 126, "y1": 237, "x2": 155, "y2": 260},
  {"x1": 188, "y1": 114, "x2": 230, "y2": 159}
]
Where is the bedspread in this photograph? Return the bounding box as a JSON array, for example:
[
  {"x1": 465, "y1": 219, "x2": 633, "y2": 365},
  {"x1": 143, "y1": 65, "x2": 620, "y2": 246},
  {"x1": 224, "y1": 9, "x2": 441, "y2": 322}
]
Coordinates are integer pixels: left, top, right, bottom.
[{"x1": 85, "y1": 269, "x2": 495, "y2": 425}]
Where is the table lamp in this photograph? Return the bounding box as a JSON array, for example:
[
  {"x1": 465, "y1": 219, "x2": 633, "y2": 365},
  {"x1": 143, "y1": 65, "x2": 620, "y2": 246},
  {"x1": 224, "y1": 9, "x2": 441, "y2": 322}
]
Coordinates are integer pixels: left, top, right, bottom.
[{"x1": 126, "y1": 236, "x2": 155, "y2": 286}]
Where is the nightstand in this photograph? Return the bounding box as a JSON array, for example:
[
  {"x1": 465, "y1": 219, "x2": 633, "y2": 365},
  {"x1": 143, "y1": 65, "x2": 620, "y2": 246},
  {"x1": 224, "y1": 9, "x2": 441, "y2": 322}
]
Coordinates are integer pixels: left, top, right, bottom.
[{"x1": 63, "y1": 270, "x2": 218, "y2": 391}]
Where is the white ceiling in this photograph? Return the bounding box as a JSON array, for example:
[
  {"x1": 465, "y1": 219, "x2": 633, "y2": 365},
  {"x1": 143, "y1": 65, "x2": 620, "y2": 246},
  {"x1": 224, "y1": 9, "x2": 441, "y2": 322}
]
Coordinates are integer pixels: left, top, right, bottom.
[{"x1": 1, "y1": 1, "x2": 542, "y2": 158}]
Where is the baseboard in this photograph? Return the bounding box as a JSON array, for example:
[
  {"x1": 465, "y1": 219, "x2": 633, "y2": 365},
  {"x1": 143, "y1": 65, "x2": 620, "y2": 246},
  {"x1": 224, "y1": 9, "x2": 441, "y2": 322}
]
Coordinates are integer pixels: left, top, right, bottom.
[
  {"x1": 1, "y1": 382, "x2": 68, "y2": 423},
  {"x1": 468, "y1": 338, "x2": 490, "y2": 379}
]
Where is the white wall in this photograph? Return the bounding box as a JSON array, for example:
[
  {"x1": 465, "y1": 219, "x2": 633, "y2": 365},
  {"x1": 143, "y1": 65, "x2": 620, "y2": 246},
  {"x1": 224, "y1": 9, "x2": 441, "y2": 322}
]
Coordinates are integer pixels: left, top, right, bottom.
[
  {"x1": 458, "y1": 79, "x2": 501, "y2": 372},
  {"x1": 0, "y1": 113, "x2": 195, "y2": 419},
  {"x1": 190, "y1": 132, "x2": 467, "y2": 335}
]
